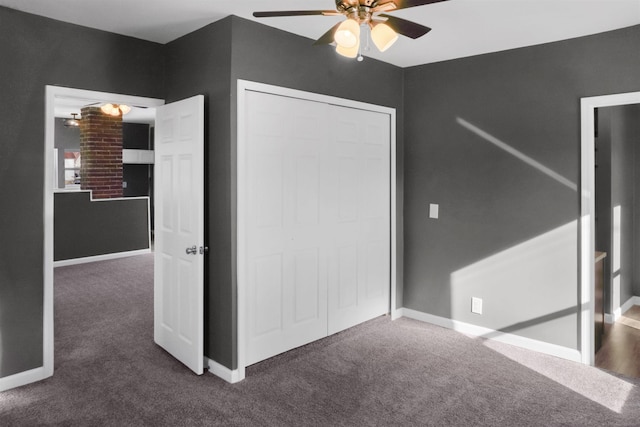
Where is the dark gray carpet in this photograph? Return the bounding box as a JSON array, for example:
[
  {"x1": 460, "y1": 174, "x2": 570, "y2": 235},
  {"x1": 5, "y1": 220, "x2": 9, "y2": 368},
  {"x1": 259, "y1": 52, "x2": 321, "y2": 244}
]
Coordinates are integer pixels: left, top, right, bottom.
[{"x1": 2, "y1": 254, "x2": 640, "y2": 426}]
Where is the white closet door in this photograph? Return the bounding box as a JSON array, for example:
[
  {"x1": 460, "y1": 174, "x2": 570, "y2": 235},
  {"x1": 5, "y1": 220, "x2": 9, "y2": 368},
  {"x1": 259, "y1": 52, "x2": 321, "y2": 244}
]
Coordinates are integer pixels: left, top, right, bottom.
[
  {"x1": 327, "y1": 106, "x2": 390, "y2": 334},
  {"x1": 245, "y1": 91, "x2": 330, "y2": 366},
  {"x1": 244, "y1": 91, "x2": 391, "y2": 366}
]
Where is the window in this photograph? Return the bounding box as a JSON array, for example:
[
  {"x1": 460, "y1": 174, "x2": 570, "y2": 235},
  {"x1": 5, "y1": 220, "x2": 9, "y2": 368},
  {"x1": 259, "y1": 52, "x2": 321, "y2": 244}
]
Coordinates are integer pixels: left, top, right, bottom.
[{"x1": 64, "y1": 150, "x2": 81, "y2": 187}]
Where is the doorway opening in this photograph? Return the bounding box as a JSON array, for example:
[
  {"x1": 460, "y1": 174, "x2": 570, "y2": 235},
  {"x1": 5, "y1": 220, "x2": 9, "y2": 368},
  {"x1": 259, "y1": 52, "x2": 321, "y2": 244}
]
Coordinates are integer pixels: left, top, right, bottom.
[
  {"x1": 580, "y1": 91, "x2": 640, "y2": 367},
  {"x1": 44, "y1": 86, "x2": 164, "y2": 377}
]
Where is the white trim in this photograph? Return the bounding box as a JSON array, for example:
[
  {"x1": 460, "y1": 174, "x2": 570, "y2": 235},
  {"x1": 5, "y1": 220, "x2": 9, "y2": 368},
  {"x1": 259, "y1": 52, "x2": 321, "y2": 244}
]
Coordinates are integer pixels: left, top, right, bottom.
[
  {"x1": 122, "y1": 149, "x2": 155, "y2": 164},
  {"x1": 580, "y1": 91, "x2": 640, "y2": 366},
  {"x1": 390, "y1": 112, "x2": 398, "y2": 320},
  {"x1": 54, "y1": 249, "x2": 152, "y2": 268},
  {"x1": 398, "y1": 308, "x2": 582, "y2": 363},
  {"x1": 206, "y1": 358, "x2": 244, "y2": 384},
  {"x1": 0, "y1": 366, "x2": 48, "y2": 393},
  {"x1": 42, "y1": 85, "x2": 163, "y2": 390},
  {"x1": 236, "y1": 79, "x2": 398, "y2": 381},
  {"x1": 604, "y1": 313, "x2": 615, "y2": 325},
  {"x1": 607, "y1": 296, "x2": 640, "y2": 323}
]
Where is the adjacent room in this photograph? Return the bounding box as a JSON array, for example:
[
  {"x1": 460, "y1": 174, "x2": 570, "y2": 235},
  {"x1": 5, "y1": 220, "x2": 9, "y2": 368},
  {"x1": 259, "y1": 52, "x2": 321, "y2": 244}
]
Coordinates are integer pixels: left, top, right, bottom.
[{"x1": 2, "y1": 0, "x2": 640, "y2": 425}]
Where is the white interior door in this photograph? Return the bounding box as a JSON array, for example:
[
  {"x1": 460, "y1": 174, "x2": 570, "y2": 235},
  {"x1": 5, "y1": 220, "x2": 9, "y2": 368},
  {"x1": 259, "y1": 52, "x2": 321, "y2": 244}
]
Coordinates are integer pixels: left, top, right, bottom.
[
  {"x1": 245, "y1": 91, "x2": 330, "y2": 365},
  {"x1": 154, "y1": 95, "x2": 205, "y2": 375},
  {"x1": 244, "y1": 91, "x2": 391, "y2": 366},
  {"x1": 327, "y1": 106, "x2": 390, "y2": 334}
]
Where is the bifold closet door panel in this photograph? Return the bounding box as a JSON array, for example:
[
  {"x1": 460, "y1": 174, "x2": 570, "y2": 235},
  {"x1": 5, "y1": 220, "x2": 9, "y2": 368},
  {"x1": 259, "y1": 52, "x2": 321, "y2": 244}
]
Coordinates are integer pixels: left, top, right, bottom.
[
  {"x1": 326, "y1": 105, "x2": 391, "y2": 335},
  {"x1": 245, "y1": 91, "x2": 330, "y2": 366}
]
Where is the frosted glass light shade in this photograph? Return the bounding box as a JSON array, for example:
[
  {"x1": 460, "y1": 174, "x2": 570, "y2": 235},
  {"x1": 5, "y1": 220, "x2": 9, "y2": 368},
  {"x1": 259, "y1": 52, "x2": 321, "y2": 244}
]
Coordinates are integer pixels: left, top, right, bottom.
[
  {"x1": 100, "y1": 103, "x2": 131, "y2": 116},
  {"x1": 371, "y1": 23, "x2": 398, "y2": 52},
  {"x1": 336, "y1": 42, "x2": 359, "y2": 58},
  {"x1": 101, "y1": 103, "x2": 116, "y2": 115},
  {"x1": 334, "y1": 19, "x2": 360, "y2": 48}
]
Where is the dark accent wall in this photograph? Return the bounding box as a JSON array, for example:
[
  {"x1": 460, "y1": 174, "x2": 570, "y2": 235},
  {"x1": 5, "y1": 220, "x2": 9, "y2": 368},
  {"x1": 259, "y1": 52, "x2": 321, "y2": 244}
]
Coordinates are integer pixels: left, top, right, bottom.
[
  {"x1": 165, "y1": 15, "x2": 403, "y2": 370},
  {"x1": 164, "y1": 16, "x2": 234, "y2": 370},
  {"x1": 123, "y1": 123, "x2": 152, "y2": 198},
  {"x1": 123, "y1": 123, "x2": 151, "y2": 150},
  {"x1": 403, "y1": 25, "x2": 640, "y2": 350},
  {"x1": 0, "y1": 6, "x2": 163, "y2": 378},
  {"x1": 54, "y1": 192, "x2": 150, "y2": 260}
]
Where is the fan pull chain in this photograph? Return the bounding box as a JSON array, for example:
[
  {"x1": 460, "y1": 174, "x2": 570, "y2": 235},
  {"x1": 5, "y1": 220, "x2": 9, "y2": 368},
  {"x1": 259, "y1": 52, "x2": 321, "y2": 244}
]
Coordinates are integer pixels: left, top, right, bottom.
[{"x1": 357, "y1": 23, "x2": 366, "y2": 62}]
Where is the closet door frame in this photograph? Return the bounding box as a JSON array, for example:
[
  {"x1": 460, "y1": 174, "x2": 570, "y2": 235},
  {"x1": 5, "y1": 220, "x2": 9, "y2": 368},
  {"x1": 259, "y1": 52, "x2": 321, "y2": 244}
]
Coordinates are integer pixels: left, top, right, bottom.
[{"x1": 236, "y1": 80, "x2": 397, "y2": 381}]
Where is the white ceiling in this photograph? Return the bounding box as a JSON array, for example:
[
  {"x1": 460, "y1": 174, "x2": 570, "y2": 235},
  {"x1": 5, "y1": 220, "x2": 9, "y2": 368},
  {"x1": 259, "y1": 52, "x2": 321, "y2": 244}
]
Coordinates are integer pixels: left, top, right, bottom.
[{"x1": 2, "y1": 0, "x2": 639, "y2": 68}]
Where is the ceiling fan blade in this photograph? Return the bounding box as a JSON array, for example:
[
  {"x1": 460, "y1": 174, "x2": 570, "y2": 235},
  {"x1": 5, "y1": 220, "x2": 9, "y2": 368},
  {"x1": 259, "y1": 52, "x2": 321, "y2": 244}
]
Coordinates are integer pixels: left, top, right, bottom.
[
  {"x1": 378, "y1": 14, "x2": 431, "y2": 39},
  {"x1": 393, "y1": 0, "x2": 449, "y2": 10},
  {"x1": 372, "y1": 1, "x2": 398, "y2": 13},
  {"x1": 313, "y1": 21, "x2": 343, "y2": 45},
  {"x1": 253, "y1": 10, "x2": 340, "y2": 18}
]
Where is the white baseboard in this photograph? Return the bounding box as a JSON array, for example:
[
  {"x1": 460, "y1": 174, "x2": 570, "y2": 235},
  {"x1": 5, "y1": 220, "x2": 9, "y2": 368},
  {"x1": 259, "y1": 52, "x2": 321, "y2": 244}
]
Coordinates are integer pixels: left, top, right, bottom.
[
  {"x1": 206, "y1": 358, "x2": 244, "y2": 384},
  {"x1": 54, "y1": 249, "x2": 151, "y2": 268},
  {"x1": 608, "y1": 296, "x2": 640, "y2": 323},
  {"x1": 398, "y1": 308, "x2": 582, "y2": 363},
  {"x1": 604, "y1": 313, "x2": 615, "y2": 324},
  {"x1": 0, "y1": 366, "x2": 49, "y2": 392}
]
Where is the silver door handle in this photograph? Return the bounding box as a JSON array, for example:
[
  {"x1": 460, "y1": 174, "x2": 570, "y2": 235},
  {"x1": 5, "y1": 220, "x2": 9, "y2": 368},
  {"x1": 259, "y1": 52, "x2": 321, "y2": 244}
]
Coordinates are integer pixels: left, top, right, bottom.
[{"x1": 186, "y1": 245, "x2": 197, "y2": 255}]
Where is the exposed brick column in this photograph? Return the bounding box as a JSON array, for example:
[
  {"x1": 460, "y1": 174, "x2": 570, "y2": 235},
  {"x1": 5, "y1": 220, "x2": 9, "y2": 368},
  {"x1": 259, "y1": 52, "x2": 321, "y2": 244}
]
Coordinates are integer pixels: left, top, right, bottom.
[{"x1": 79, "y1": 107, "x2": 123, "y2": 199}]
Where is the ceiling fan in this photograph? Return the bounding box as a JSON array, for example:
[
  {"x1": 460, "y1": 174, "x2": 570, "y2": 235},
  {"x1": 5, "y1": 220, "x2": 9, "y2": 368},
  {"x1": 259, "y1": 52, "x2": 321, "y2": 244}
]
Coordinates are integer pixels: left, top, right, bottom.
[{"x1": 253, "y1": 0, "x2": 449, "y2": 60}]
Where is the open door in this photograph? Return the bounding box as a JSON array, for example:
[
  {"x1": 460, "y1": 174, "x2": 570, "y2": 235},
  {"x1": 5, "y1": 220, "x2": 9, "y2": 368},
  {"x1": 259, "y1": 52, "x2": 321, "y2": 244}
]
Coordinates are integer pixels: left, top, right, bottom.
[{"x1": 154, "y1": 95, "x2": 205, "y2": 375}]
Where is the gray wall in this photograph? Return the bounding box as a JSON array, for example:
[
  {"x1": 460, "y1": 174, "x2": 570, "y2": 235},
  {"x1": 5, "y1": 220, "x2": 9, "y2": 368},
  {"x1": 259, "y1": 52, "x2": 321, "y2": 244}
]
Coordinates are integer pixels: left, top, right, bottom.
[
  {"x1": 165, "y1": 15, "x2": 404, "y2": 370},
  {"x1": 403, "y1": 25, "x2": 640, "y2": 350},
  {"x1": 0, "y1": 6, "x2": 163, "y2": 378},
  {"x1": 54, "y1": 192, "x2": 150, "y2": 261},
  {"x1": 164, "y1": 16, "x2": 234, "y2": 370}
]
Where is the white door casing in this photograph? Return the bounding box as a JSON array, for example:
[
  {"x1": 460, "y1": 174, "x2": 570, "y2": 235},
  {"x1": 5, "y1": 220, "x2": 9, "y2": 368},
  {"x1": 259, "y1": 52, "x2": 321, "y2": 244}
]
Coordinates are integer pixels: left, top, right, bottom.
[
  {"x1": 154, "y1": 95, "x2": 205, "y2": 375},
  {"x1": 579, "y1": 91, "x2": 640, "y2": 365},
  {"x1": 27, "y1": 86, "x2": 164, "y2": 395},
  {"x1": 243, "y1": 89, "x2": 392, "y2": 367}
]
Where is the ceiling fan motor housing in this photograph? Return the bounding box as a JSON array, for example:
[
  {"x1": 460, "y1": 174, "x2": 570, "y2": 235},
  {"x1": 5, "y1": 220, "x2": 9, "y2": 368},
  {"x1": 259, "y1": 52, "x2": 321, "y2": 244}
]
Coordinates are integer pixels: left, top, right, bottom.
[{"x1": 336, "y1": 0, "x2": 392, "y2": 24}]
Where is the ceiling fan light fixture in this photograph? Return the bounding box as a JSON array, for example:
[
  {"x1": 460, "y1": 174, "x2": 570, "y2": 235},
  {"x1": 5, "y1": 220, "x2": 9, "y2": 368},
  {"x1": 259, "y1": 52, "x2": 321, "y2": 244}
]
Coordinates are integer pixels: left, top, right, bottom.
[
  {"x1": 371, "y1": 22, "x2": 398, "y2": 52},
  {"x1": 336, "y1": 41, "x2": 360, "y2": 58},
  {"x1": 334, "y1": 18, "x2": 360, "y2": 48},
  {"x1": 100, "y1": 103, "x2": 131, "y2": 116},
  {"x1": 63, "y1": 113, "x2": 81, "y2": 128}
]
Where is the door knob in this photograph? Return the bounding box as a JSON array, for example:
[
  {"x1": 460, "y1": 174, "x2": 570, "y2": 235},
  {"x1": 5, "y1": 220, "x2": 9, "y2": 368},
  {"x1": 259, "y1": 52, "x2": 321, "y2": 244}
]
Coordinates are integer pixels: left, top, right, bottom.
[{"x1": 186, "y1": 245, "x2": 197, "y2": 255}]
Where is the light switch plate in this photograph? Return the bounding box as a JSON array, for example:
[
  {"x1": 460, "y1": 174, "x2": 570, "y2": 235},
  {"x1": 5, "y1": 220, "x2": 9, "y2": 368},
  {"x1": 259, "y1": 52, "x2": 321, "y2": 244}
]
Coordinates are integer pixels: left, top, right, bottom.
[
  {"x1": 471, "y1": 297, "x2": 483, "y2": 314},
  {"x1": 429, "y1": 203, "x2": 439, "y2": 219}
]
